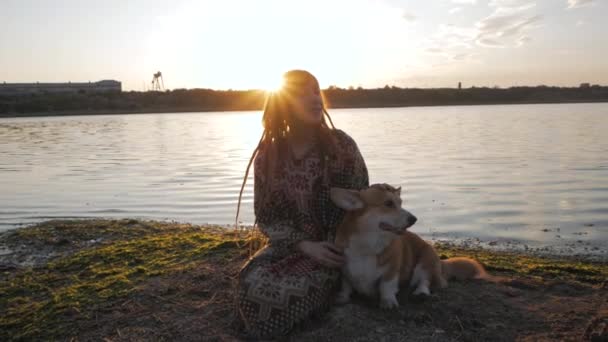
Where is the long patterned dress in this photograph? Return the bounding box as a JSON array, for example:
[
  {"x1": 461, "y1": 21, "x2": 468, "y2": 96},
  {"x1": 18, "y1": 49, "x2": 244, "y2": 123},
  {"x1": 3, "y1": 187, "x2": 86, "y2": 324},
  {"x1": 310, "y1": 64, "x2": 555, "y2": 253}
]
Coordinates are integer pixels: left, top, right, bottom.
[{"x1": 235, "y1": 129, "x2": 369, "y2": 339}]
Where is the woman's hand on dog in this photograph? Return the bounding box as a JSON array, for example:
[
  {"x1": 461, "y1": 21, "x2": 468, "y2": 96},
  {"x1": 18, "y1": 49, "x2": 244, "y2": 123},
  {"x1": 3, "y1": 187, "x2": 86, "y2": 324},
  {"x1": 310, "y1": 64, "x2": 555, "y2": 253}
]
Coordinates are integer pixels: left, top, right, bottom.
[{"x1": 296, "y1": 240, "x2": 345, "y2": 268}]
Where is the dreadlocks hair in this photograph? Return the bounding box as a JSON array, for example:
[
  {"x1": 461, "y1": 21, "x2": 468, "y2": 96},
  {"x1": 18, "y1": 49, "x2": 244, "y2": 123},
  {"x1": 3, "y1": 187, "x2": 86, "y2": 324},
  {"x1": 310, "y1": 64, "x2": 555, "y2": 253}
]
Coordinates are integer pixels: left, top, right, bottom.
[{"x1": 234, "y1": 70, "x2": 338, "y2": 242}]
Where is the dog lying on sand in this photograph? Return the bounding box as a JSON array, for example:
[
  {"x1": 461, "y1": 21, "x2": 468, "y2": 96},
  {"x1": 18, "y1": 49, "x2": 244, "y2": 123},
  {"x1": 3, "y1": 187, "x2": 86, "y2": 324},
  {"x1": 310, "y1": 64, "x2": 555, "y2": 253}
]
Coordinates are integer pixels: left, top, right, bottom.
[{"x1": 330, "y1": 183, "x2": 492, "y2": 309}]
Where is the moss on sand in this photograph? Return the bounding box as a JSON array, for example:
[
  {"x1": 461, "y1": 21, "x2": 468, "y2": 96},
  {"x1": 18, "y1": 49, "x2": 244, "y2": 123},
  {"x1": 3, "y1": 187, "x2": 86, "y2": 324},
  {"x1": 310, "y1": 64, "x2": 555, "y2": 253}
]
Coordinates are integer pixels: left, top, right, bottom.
[{"x1": 1, "y1": 219, "x2": 606, "y2": 341}]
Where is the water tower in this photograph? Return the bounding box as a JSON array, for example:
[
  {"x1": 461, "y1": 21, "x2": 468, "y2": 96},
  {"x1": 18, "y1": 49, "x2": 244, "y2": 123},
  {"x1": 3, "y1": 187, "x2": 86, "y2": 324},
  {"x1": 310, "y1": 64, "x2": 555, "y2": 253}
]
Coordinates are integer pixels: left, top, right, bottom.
[{"x1": 151, "y1": 71, "x2": 165, "y2": 91}]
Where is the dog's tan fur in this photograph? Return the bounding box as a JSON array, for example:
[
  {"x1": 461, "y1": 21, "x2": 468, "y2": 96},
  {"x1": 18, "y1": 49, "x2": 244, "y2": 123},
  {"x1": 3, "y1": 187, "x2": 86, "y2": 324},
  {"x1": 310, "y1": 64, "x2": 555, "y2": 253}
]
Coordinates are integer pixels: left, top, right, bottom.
[{"x1": 331, "y1": 183, "x2": 490, "y2": 309}]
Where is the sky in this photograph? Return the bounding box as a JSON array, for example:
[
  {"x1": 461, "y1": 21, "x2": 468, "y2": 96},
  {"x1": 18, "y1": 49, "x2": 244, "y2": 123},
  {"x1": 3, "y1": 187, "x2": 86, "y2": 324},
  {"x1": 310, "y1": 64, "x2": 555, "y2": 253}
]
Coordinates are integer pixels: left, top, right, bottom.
[{"x1": 1, "y1": 0, "x2": 606, "y2": 90}]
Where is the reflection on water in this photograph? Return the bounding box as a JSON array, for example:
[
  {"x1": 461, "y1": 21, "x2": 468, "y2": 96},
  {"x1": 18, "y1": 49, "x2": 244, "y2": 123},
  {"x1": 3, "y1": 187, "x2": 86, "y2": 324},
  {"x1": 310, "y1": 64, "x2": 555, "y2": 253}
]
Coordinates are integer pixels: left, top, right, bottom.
[{"x1": 1, "y1": 103, "x2": 607, "y2": 256}]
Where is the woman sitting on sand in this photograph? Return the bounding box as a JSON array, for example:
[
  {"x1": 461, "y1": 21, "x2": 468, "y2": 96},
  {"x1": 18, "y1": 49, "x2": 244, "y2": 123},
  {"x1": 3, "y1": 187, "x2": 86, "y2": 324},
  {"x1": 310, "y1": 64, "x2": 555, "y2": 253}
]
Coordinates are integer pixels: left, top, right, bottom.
[{"x1": 234, "y1": 70, "x2": 369, "y2": 339}]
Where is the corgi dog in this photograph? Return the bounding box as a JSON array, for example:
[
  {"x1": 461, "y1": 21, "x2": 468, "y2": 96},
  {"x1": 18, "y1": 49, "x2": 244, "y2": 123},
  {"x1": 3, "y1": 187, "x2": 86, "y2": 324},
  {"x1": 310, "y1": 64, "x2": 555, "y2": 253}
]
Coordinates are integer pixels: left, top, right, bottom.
[{"x1": 330, "y1": 183, "x2": 490, "y2": 309}]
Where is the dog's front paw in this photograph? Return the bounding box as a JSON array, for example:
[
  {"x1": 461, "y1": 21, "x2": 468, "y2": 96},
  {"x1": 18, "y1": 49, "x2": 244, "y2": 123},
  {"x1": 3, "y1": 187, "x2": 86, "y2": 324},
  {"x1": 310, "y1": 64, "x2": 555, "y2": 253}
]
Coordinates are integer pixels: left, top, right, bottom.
[
  {"x1": 412, "y1": 284, "x2": 431, "y2": 296},
  {"x1": 379, "y1": 295, "x2": 399, "y2": 309}
]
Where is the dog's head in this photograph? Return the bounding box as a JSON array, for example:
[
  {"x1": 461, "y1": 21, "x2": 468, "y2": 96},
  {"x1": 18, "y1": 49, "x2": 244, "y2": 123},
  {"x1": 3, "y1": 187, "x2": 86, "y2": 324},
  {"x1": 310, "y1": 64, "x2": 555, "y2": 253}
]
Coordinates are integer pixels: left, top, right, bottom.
[{"x1": 330, "y1": 183, "x2": 417, "y2": 235}]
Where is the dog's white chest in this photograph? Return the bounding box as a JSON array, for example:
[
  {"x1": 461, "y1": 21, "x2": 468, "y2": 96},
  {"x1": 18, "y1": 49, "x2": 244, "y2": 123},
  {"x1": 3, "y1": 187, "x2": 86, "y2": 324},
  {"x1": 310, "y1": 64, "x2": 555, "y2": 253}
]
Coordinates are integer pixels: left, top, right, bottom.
[
  {"x1": 343, "y1": 250, "x2": 384, "y2": 296},
  {"x1": 341, "y1": 232, "x2": 394, "y2": 296}
]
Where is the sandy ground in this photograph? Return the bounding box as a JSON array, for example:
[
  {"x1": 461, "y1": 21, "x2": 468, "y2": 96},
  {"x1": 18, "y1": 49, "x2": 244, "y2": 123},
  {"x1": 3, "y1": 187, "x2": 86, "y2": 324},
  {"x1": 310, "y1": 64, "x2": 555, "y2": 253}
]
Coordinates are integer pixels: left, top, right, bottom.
[{"x1": 1, "y1": 219, "x2": 606, "y2": 341}]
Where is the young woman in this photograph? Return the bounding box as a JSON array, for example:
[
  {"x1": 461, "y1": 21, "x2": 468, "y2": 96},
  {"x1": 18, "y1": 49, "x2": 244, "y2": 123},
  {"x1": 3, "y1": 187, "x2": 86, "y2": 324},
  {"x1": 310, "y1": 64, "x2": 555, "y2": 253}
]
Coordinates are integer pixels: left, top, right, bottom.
[{"x1": 234, "y1": 70, "x2": 369, "y2": 339}]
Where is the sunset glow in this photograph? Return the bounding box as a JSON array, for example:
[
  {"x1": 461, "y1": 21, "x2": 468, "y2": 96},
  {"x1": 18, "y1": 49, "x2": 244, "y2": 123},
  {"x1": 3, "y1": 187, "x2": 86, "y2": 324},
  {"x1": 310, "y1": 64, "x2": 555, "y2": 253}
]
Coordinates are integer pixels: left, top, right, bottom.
[{"x1": 1, "y1": 0, "x2": 606, "y2": 90}]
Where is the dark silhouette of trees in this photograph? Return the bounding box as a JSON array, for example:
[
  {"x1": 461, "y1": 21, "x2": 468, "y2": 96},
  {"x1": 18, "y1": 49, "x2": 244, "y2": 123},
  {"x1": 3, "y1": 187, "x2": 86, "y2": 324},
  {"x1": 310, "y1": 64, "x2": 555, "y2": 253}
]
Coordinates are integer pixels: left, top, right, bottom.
[{"x1": 1, "y1": 85, "x2": 607, "y2": 116}]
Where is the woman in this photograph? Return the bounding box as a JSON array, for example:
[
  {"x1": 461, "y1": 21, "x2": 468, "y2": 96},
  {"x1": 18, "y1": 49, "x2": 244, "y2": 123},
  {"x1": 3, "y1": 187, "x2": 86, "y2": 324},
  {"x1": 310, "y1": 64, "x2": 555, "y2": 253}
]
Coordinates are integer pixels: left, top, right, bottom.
[{"x1": 234, "y1": 70, "x2": 369, "y2": 339}]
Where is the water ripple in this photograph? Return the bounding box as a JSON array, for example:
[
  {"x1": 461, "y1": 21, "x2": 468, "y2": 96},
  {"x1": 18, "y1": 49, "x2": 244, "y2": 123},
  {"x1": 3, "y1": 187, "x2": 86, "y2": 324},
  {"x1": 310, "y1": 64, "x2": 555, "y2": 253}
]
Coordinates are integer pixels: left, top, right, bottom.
[{"x1": 1, "y1": 104, "x2": 607, "y2": 253}]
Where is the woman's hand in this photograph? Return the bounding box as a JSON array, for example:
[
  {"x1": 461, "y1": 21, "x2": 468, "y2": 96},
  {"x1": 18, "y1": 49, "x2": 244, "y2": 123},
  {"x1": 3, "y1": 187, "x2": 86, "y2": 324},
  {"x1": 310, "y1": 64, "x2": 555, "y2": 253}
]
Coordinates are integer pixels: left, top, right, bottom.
[{"x1": 296, "y1": 240, "x2": 345, "y2": 268}]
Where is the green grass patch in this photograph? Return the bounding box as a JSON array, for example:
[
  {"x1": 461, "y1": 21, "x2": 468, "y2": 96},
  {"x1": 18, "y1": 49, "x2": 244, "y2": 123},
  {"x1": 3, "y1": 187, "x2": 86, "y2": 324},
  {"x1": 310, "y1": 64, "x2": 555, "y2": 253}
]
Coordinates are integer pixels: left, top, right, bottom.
[
  {"x1": 0, "y1": 223, "x2": 244, "y2": 341},
  {"x1": 1, "y1": 219, "x2": 606, "y2": 341}
]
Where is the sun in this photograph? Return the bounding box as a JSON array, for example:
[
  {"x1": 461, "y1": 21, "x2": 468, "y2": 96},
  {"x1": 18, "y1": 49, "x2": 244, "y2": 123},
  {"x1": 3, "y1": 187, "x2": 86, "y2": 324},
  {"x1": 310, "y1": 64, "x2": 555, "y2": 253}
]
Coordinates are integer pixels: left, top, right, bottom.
[{"x1": 260, "y1": 76, "x2": 286, "y2": 93}]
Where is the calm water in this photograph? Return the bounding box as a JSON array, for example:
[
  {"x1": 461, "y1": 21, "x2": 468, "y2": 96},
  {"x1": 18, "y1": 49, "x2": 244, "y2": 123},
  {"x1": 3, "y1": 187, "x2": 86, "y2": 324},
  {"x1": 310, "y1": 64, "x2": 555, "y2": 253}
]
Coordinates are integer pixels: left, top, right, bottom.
[{"x1": 1, "y1": 103, "x2": 607, "y2": 256}]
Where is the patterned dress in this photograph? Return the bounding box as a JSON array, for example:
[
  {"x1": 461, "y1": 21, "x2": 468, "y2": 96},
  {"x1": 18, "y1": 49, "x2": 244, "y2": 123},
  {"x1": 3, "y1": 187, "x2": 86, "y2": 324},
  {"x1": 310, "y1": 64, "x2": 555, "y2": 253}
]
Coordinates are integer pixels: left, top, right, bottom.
[{"x1": 235, "y1": 129, "x2": 369, "y2": 339}]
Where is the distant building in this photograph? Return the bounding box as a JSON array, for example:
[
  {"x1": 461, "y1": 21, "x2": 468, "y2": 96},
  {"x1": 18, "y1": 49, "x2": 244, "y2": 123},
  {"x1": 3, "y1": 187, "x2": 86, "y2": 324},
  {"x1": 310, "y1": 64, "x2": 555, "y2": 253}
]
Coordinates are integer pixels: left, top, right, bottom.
[
  {"x1": 0, "y1": 80, "x2": 121, "y2": 95},
  {"x1": 458, "y1": 82, "x2": 462, "y2": 90},
  {"x1": 580, "y1": 83, "x2": 591, "y2": 89}
]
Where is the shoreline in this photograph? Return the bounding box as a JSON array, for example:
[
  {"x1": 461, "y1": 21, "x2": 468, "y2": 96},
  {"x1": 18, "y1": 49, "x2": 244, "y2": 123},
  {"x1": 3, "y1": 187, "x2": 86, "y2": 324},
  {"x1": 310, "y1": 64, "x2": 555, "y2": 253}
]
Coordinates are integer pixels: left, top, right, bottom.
[
  {"x1": 2, "y1": 218, "x2": 605, "y2": 263},
  {"x1": 1, "y1": 99, "x2": 607, "y2": 119},
  {"x1": 1, "y1": 219, "x2": 607, "y2": 341}
]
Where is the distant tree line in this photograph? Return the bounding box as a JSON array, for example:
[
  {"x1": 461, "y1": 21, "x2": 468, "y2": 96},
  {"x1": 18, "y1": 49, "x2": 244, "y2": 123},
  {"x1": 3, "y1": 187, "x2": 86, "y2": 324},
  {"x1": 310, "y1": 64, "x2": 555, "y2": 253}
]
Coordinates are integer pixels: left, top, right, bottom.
[{"x1": 1, "y1": 85, "x2": 607, "y2": 116}]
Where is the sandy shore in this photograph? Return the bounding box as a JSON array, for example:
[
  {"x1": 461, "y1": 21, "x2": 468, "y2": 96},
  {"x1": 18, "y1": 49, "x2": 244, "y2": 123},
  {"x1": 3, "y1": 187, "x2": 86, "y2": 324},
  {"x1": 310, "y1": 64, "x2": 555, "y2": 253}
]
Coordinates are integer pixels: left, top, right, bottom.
[{"x1": 1, "y1": 219, "x2": 607, "y2": 341}]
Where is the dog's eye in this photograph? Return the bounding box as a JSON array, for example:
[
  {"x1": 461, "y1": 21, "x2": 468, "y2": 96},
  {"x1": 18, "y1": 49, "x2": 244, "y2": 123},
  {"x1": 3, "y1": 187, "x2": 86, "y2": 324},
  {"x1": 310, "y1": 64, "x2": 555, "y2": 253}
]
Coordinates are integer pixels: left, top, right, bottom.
[{"x1": 384, "y1": 200, "x2": 395, "y2": 208}]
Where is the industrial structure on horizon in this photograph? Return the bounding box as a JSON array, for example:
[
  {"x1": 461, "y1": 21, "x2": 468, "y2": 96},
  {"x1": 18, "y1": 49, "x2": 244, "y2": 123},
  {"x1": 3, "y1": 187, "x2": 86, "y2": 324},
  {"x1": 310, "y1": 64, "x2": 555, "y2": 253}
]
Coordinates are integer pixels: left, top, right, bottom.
[{"x1": 0, "y1": 80, "x2": 121, "y2": 95}]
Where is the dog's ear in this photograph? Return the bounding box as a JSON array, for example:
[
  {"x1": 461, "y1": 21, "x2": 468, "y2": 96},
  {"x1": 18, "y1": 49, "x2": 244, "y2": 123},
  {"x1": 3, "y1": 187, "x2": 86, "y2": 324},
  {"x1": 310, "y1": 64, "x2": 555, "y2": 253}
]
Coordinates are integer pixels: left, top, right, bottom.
[
  {"x1": 330, "y1": 187, "x2": 364, "y2": 211},
  {"x1": 396, "y1": 187, "x2": 402, "y2": 195}
]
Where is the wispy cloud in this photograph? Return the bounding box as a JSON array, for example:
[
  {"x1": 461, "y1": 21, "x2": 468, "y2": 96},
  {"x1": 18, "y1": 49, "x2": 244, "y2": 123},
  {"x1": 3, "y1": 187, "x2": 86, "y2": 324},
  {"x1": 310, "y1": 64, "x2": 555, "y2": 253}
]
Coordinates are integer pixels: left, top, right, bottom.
[
  {"x1": 402, "y1": 11, "x2": 417, "y2": 22},
  {"x1": 427, "y1": 24, "x2": 477, "y2": 49},
  {"x1": 451, "y1": 52, "x2": 476, "y2": 60},
  {"x1": 427, "y1": 6, "x2": 540, "y2": 50},
  {"x1": 488, "y1": 0, "x2": 536, "y2": 8},
  {"x1": 477, "y1": 37, "x2": 503, "y2": 47},
  {"x1": 449, "y1": 7, "x2": 463, "y2": 14},
  {"x1": 567, "y1": 0, "x2": 594, "y2": 9},
  {"x1": 423, "y1": 24, "x2": 477, "y2": 63},
  {"x1": 452, "y1": 0, "x2": 476, "y2": 4},
  {"x1": 426, "y1": 47, "x2": 444, "y2": 54},
  {"x1": 475, "y1": 5, "x2": 541, "y2": 48},
  {"x1": 423, "y1": 0, "x2": 540, "y2": 68},
  {"x1": 517, "y1": 35, "x2": 531, "y2": 46}
]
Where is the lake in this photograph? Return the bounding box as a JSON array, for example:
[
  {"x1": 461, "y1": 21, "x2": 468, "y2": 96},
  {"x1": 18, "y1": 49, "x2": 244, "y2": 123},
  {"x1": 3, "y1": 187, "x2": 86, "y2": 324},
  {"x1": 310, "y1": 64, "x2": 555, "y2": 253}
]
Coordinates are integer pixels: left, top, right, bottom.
[{"x1": 1, "y1": 103, "x2": 607, "y2": 258}]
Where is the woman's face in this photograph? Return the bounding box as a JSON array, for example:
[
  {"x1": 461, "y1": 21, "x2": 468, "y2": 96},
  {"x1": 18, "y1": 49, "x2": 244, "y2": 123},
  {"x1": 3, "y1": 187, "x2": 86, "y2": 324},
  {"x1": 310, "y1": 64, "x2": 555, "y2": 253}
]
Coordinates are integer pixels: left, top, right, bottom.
[{"x1": 286, "y1": 79, "x2": 323, "y2": 126}]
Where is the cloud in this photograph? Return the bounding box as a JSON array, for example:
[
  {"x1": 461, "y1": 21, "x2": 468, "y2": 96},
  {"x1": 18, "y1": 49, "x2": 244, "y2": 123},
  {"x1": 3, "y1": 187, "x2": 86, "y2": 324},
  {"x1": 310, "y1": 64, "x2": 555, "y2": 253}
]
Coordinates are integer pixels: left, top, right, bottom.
[
  {"x1": 451, "y1": 52, "x2": 475, "y2": 60},
  {"x1": 475, "y1": 5, "x2": 541, "y2": 48},
  {"x1": 449, "y1": 7, "x2": 462, "y2": 14},
  {"x1": 402, "y1": 11, "x2": 417, "y2": 22},
  {"x1": 423, "y1": 24, "x2": 478, "y2": 64},
  {"x1": 517, "y1": 35, "x2": 531, "y2": 46},
  {"x1": 426, "y1": 47, "x2": 444, "y2": 54},
  {"x1": 427, "y1": 6, "x2": 540, "y2": 50},
  {"x1": 477, "y1": 37, "x2": 504, "y2": 48},
  {"x1": 567, "y1": 0, "x2": 594, "y2": 8},
  {"x1": 489, "y1": 0, "x2": 528, "y2": 6},
  {"x1": 420, "y1": 0, "x2": 539, "y2": 73},
  {"x1": 426, "y1": 24, "x2": 478, "y2": 50},
  {"x1": 489, "y1": 0, "x2": 536, "y2": 10},
  {"x1": 452, "y1": 0, "x2": 476, "y2": 4}
]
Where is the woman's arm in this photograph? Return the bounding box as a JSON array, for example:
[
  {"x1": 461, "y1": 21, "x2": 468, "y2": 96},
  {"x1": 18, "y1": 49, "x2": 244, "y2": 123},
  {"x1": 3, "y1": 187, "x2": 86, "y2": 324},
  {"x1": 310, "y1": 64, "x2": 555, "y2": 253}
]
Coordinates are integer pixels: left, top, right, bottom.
[
  {"x1": 296, "y1": 130, "x2": 369, "y2": 267},
  {"x1": 252, "y1": 145, "x2": 345, "y2": 267}
]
